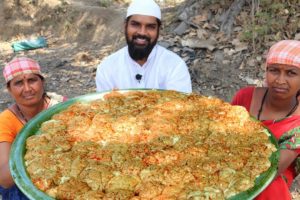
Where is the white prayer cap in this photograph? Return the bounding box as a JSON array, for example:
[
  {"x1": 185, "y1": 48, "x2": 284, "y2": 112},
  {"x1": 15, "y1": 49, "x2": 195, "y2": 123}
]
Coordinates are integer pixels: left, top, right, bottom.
[{"x1": 126, "y1": 0, "x2": 161, "y2": 20}]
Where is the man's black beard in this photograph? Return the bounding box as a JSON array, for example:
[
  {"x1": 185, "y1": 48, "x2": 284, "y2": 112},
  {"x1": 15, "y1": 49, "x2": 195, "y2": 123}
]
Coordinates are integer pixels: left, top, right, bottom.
[{"x1": 126, "y1": 33, "x2": 158, "y2": 61}]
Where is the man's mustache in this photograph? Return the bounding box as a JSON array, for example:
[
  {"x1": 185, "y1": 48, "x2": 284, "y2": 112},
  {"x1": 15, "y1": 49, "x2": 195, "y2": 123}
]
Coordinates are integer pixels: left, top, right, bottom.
[{"x1": 132, "y1": 35, "x2": 151, "y2": 42}]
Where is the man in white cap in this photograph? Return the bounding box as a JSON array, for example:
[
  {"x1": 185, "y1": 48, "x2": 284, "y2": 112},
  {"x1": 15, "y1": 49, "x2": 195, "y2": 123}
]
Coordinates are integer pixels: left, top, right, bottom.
[{"x1": 95, "y1": 0, "x2": 192, "y2": 93}]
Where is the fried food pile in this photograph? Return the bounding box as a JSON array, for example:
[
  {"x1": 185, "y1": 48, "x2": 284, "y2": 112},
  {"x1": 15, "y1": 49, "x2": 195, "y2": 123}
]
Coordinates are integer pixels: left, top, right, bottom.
[{"x1": 24, "y1": 90, "x2": 276, "y2": 200}]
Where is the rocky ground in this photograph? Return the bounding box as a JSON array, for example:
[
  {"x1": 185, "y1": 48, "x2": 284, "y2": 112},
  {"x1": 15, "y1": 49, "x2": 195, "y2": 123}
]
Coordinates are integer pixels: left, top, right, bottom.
[{"x1": 0, "y1": 0, "x2": 300, "y2": 199}]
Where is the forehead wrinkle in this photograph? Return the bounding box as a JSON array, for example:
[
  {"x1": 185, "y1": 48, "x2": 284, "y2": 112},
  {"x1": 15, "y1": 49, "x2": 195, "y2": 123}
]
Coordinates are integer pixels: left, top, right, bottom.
[
  {"x1": 129, "y1": 15, "x2": 158, "y2": 25},
  {"x1": 11, "y1": 74, "x2": 40, "y2": 82}
]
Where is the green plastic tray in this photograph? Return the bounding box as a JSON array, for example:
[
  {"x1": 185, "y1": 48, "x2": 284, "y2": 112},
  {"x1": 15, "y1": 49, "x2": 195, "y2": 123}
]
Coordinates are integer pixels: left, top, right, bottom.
[{"x1": 10, "y1": 89, "x2": 280, "y2": 200}]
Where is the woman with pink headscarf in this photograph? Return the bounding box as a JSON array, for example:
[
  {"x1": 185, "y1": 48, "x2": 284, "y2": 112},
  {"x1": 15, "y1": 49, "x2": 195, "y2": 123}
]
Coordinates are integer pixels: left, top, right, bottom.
[
  {"x1": 232, "y1": 40, "x2": 300, "y2": 199},
  {"x1": 0, "y1": 57, "x2": 66, "y2": 199}
]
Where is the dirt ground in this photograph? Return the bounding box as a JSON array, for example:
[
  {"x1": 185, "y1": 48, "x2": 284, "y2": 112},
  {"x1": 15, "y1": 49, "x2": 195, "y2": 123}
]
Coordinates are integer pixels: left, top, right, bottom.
[
  {"x1": 1, "y1": 0, "x2": 300, "y2": 199},
  {"x1": 0, "y1": 0, "x2": 255, "y2": 108},
  {"x1": 0, "y1": 0, "x2": 128, "y2": 110}
]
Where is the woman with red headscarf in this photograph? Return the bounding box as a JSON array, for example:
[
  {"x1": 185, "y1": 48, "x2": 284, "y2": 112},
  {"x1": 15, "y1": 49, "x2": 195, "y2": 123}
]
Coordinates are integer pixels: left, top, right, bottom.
[
  {"x1": 0, "y1": 57, "x2": 66, "y2": 199},
  {"x1": 232, "y1": 40, "x2": 300, "y2": 199}
]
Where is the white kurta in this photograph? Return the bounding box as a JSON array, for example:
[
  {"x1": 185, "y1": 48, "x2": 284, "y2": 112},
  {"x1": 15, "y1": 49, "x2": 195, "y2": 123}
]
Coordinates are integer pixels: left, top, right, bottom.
[{"x1": 95, "y1": 45, "x2": 192, "y2": 93}]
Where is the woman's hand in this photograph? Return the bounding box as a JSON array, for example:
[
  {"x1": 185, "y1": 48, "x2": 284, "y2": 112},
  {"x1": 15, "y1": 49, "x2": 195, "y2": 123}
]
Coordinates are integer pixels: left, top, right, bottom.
[
  {"x1": 0, "y1": 142, "x2": 15, "y2": 188},
  {"x1": 277, "y1": 149, "x2": 299, "y2": 176}
]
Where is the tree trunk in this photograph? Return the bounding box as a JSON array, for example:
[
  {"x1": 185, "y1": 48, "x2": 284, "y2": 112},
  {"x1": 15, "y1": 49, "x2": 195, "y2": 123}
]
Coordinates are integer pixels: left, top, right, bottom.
[{"x1": 220, "y1": 0, "x2": 246, "y2": 37}]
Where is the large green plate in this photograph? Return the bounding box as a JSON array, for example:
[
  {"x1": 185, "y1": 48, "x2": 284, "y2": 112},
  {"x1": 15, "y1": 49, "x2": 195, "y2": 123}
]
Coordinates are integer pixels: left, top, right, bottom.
[{"x1": 10, "y1": 89, "x2": 279, "y2": 200}]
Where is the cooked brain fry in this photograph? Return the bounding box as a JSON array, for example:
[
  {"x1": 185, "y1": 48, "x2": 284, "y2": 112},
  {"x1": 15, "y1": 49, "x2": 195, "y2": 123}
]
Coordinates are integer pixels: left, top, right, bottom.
[{"x1": 25, "y1": 90, "x2": 276, "y2": 199}]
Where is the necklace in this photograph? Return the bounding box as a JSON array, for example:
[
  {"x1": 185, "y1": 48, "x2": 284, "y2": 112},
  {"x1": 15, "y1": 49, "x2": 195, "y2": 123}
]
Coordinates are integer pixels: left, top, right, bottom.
[
  {"x1": 15, "y1": 96, "x2": 50, "y2": 124},
  {"x1": 16, "y1": 104, "x2": 28, "y2": 123},
  {"x1": 257, "y1": 89, "x2": 299, "y2": 121}
]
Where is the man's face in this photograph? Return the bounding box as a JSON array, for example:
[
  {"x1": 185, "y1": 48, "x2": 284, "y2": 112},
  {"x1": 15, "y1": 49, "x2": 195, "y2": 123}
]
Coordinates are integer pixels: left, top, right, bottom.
[{"x1": 125, "y1": 15, "x2": 160, "y2": 61}]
